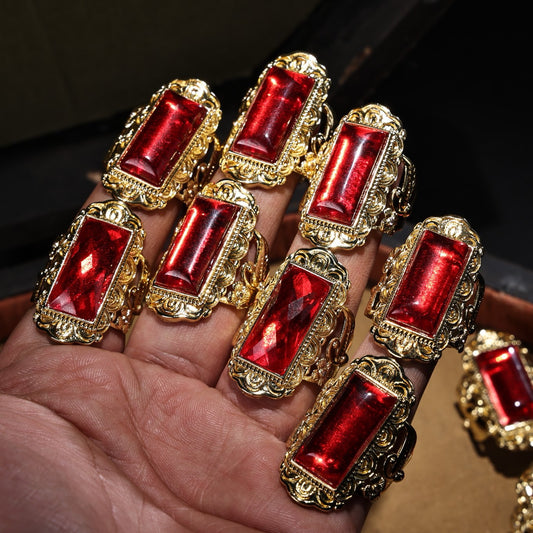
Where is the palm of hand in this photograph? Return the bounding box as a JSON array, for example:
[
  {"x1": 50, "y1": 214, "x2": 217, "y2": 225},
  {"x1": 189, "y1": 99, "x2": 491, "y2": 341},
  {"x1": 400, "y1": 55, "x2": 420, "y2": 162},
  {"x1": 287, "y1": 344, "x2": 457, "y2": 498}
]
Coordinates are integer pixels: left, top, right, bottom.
[{"x1": 0, "y1": 317, "x2": 364, "y2": 532}]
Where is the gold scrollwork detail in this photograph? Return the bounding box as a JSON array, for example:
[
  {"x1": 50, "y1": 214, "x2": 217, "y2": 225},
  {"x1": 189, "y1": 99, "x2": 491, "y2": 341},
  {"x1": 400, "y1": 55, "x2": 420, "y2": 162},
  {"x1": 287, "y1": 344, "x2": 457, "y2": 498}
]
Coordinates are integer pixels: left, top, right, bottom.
[
  {"x1": 366, "y1": 215, "x2": 484, "y2": 362},
  {"x1": 229, "y1": 247, "x2": 351, "y2": 398},
  {"x1": 219, "y1": 52, "x2": 330, "y2": 188},
  {"x1": 33, "y1": 201, "x2": 146, "y2": 344},
  {"x1": 102, "y1": 79, "x2": 221, "y2": 209},
  {"x1": 299, "y1": 104, "x2": 413, "y2": 249},
  {"x1": 457, "y1": 329, "x2": 533, "y2": 451},
  {"x1": 281, "y1": 356, "x2": 416, "y2": 510},
  {"x1": 512, "y1": 466, "x2": 533, "y2": 533},
  {"x1": 145, "y1": 179, "x2": 263, "y2": 321}
]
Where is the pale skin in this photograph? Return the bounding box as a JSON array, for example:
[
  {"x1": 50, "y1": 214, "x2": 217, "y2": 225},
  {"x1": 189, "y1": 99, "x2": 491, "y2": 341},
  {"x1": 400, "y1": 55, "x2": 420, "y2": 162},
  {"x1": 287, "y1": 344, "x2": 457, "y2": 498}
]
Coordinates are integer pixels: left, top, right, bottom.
[{"x1": 0, "y1": 170, "x2": 434, "y2": 532}]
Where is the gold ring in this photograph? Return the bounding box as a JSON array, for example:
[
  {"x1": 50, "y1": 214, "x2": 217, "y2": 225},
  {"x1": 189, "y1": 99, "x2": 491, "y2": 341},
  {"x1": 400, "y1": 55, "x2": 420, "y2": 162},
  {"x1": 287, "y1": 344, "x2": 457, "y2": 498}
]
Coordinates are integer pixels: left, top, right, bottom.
[
  {"x1": 102, "y1": 78, "x2": 221, "y2": 209},
  {"x1": 299, "y1": 104, "x2": 415, "y2": 249},
  {"x1": 219, "y1": 52, "x2": 331, "y2": 188},
  {"x1": 228, "y1": 247, "x2": 353, "y2": 398},
  {"x1": 146, "y1": 178, "x2": 267, "y2": 321},
  {"x1": 457, "y1": 329, "x2": 533, "y2": 451},
  {"x1": 33, "y1": 200, "x2": 148, "y2": 344},
  {"x1": 366, "y1": 215, "x2": 484, "y2": 362},
  {"x1": 280, "y1": 355, "x2": 417, "y2": 510}
]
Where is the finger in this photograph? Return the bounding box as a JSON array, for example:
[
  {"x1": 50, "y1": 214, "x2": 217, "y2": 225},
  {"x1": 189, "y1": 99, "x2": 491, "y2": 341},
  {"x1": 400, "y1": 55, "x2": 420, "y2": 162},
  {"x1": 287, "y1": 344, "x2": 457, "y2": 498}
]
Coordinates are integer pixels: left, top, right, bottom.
[
  {"x1": 124, "y1": 170, "x2": 300, "y2": 385},
  {"x1": 217, "y1": 231, "x2": 383, "y2": 441}
]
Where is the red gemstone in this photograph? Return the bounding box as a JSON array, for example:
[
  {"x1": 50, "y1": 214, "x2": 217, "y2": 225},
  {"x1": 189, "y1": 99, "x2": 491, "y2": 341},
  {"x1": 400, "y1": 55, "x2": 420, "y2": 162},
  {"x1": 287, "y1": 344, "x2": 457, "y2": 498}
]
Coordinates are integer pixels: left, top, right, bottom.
[
  {"x1": 239, "y1": 263, "x2": 331, "y2": 376},
  {"x1": 154, "y1": 196, "x2": 240, "y2": 296},
  {"x1": 308, "y1": 123, "x2": 389, "y2": 226},
  {"x1": 119, "y1": 90, "x2": 207, "y2": 187},
  {"x1": 476, "y1": 346, "x2": 533, "y2": 427},
  {"x1": 47, "y1": 217, "x2": 132, "y2": 322},
  {"x1": 386, "y1": 230, "x2": 471, "y2": 337},
  {"x1": 294, "y1": 370, "x2": 397, "y2": 488},
  {"x1": 231, "y1": 66, "x2": 316, "y2": 163}
]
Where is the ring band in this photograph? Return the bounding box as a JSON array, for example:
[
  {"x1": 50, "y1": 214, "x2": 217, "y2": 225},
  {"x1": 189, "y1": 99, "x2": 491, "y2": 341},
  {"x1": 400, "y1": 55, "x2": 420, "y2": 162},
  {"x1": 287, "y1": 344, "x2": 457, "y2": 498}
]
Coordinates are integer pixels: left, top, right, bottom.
[
  {"x1": 280, "y1": 355, "x2": 416, "y2": 510},
  {"x1": 366, "y1": 215, "x2": 484, "y2": 362},
  {"x1": 299, "y1": 104, "x2": 416, "y2": 249},
  {"x1": 219, "y1": 52, "x2": 331, "y2": 188},
  {"x1": 102, "y1": 78, "x2": 221, "y2": 209},
  {"x1": 228, "y1": 247, "x2": 353, "y2": 398},
  {"x1": 512, "y1": 466, "x2": 533, "y2": 533},
  {"x1": 145, "y1": 178, "x2": 267, "y2": 321},
  {"x1": 33, "y1": 201, "x2": 147, "y2": 344},
  {"x1": 457, "y1": 329, "x2": 533, "y2": 450}
]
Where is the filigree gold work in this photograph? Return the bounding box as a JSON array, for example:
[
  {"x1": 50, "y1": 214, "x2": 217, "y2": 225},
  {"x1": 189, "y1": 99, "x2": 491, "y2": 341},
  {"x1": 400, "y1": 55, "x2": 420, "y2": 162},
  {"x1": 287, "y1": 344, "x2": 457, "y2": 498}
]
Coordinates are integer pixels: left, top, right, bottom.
[
  {"x1": 33, "y1": 201, "x2": 146, "y2": 344},
  {"x1": 102, "y1": 79, "x2": 221, "y2": 209},
  {"x1": 145, "y1": 179, "x2": 264, "y2": 321},
  {"x1": 228, "y1": 247, "x2": 352, "y2": 398},
  {"x1": 219, "y1": 52, "x2": 330, "y2": 188},
  {"x1": 280, "y1": 356, "x2": 416, "y2": 510},
  {"x1": 299, "y1": 104, "x2": 415, "y2": 249},
  {"x1": 366, "y1": 215, "x2": 484, "y2": 362}
]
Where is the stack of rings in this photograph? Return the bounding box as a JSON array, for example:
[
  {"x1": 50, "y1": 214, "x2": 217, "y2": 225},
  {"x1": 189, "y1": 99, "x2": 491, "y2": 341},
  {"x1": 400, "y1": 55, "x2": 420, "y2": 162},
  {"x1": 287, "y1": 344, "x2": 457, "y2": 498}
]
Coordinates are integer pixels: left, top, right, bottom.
[{"x1": 32, "y1": 51, "x2": 487, "y2": 514}]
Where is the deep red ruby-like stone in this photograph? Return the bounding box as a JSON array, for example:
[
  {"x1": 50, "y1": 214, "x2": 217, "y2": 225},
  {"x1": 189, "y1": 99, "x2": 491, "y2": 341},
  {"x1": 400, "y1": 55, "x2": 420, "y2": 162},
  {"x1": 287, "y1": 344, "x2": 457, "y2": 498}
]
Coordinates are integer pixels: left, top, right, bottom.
[
  {"x1": 476, "y1": 346, "x2": 533, "y2": 427},
  {"x1": 231, "y1": 66, "x2": 316, "y2": 163},
  {"x1": 154, "y1": 196, "x2": 240, "y2": 296},
  {"x1": 308, "y1": 123, "x2": 389, "y2": 226},
  {"x1": 119, "y1": 90, "x2": 207, "y2": 187},
  {"x1": 239, "y1": 263, "x2": 331, "y2": 376},
  {"x1": 294, "y1": 371, "x2": 397, "y2": 488},
  {"x1": 386, "y1": 230, "x2": 471, "y2": 337},
  {"x1": 47, "y1": 217, "x2": 132, "y2": 322}
]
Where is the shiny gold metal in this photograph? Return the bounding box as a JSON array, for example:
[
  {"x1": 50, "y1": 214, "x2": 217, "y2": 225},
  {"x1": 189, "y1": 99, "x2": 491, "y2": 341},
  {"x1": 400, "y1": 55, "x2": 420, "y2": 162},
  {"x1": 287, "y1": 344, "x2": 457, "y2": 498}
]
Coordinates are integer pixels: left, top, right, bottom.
[
  {"x1": 146, "y1": 179, "x2": 267, "y2": 321},
  {"x1": 457, "y1": 329, "x2": 533, "y2": 451},
  {"x1": 228, "y1": 247, "x2": 353, "y2": 398},
  {"x1": 512, "y1": 466, "x2": 533, "y2": 533},
  {"x1": 219, "y1": 52, "x2": 330, "y2": 188},
  {"x1": 366, "y1": 215, "x2": 484, "y2": 362},
  {"x1": 299, "y1": 104, "x2": 415, "y2": 249},
  {"x1": 280, "y1": 355, "x2": 416, "y2": 510},
  {"x1": 102, "y1": 79, "x2": 221, "y2": 209},
  {"x1": 33, "y1": 201, "x2": 147, "y2": 344}
]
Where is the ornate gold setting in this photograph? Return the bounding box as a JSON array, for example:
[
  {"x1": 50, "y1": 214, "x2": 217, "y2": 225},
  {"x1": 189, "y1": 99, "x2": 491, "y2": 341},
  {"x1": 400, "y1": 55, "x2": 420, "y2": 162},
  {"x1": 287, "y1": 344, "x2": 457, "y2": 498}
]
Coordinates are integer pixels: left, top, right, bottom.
[
  {"x1": 102, "y1": 79, "x2": 221, "y2": 209},
  {"x1": 219, "y1": 52, "x2": 330, "y2": 188},
  {"x1": 299, "y1": 104, "x2": 416, "y2": 249},
  {"x1": 457, "y1": 329, "x2": 533, "y2": 451},
  {"x1": 146, "y1": 179, "x2": 266, "y2": 321},
  {"x1": 33, "y1": 201, "x2": 147, "y2": 344},
  {"x1": 280, "y1": 355, "x2": 416, "y2": 510},
  {"x1": 366, "y1": 216, "x2": 484, "y2": 362},
  {"x1": 228, "y1": 247, "x2": 353, "y2": 398},
  {"x1": 512, "y1": 466, "x2": 533, "y2": 533}
]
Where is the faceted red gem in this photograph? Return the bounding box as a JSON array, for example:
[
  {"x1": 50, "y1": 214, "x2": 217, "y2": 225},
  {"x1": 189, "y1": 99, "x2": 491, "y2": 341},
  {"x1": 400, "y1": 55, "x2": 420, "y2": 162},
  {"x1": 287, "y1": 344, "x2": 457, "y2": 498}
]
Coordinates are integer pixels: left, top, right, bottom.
[
  {"x1": 476, "y1": 346, "x2": 533, "y2": 427},
  {"x1": 119, "y1": 90, "x2": 207, "y2": 187},
  {"x1": 231, "y1": 66, "x2": 316, "y2": 163},
  {"x1": 47, "y1": 216, "x2": 132, "y2": 322},
  {"x1": 308, "y1": 123, "x2": 389, "y2": 226},
  {"x1": 239, "y1": 263, "x2": 331, "y2": 376},
  {"x1": 386, "y1": 230, "x2": 471, "y2": 337},
  {"x1": 154, "y1": 196, "x2": 240, "y2": 296},
  {"x1": 294, "y1": 371, "x2": 397, "y2": 488}
]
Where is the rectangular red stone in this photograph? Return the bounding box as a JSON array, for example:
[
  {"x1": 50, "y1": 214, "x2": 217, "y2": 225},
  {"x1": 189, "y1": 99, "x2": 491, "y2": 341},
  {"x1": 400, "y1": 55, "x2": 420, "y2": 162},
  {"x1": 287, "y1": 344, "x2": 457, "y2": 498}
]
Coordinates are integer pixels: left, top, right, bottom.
[
  {"x1": 154, "y1": 196, "x2": 240, "y2": 296},
  {"x1": 231, "y1": 66, "x2": 316, "y2": 163},
  {"x1": 119, "y1": 89, "x2": 207, "y2": 187},
  {"x1": 239, "y1": 263, "x2": 332, "y2": 376},
  {"x1": 293, "y1": 371, "x2": 397, "y2": 488},
  {"x1": 386, "y1": 230, "x2": 471, "y2": 337},
  {"x1": 476, "y1": 346, "x2": 533, "y2": 427},
  {"x1": 47, "y1": 216, "x2": 132, "y2": 322},
  {"x1": 308, "y1": 123, "x2": 389, "y2": 226}
]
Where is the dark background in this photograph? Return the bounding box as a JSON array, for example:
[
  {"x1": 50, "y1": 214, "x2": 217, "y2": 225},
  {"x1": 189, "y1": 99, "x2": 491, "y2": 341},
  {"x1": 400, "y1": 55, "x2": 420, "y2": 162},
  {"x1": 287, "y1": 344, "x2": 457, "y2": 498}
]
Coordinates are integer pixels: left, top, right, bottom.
[{"x1": 1, "y1": 0, "x2": 532, "y2": 305}]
